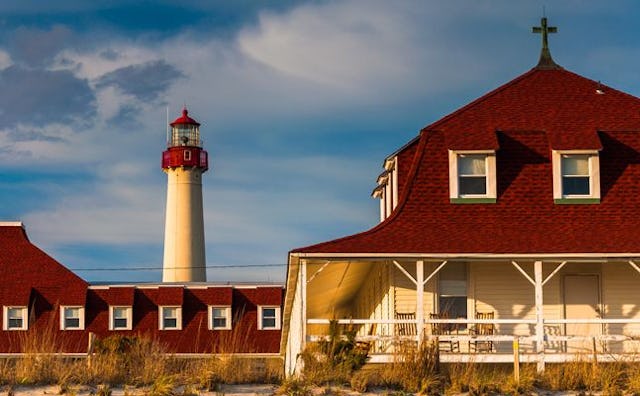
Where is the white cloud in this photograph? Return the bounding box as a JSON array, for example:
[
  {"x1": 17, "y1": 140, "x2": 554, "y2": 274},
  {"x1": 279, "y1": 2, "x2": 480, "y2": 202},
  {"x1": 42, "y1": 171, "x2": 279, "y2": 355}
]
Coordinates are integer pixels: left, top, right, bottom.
[
  {"x1": 235, "y1": 1, "x2": 517, "y2": 101},
  {"x1": 238, "y1": 2, "x2": 417, "y2": 90},
  {"x1": 53, "y1": 46, "x2": 158, "y2": 81},
  {"x1": 0, "y1": 49, "x2": 12, "y2": 70},
  {"x1": 0, "y1": 123, "x2": 102, "y2": 165}
]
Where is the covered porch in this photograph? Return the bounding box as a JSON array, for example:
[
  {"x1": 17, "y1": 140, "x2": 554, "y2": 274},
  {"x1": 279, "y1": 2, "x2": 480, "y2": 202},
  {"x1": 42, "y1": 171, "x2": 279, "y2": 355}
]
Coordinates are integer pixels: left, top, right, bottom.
[{"x1": 283, "y1": 254, "x2": 640, "y2": 375}]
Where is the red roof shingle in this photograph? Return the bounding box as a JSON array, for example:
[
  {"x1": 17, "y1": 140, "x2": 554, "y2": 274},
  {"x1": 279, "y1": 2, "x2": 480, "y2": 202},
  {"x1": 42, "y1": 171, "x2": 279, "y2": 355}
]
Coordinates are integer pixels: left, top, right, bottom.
[
  {"x1": 0, "y1": 224, "x2": 88, "y2": 302},
  {"x1": 293, "y1": 66, "x2": 640, "y2": 255}
]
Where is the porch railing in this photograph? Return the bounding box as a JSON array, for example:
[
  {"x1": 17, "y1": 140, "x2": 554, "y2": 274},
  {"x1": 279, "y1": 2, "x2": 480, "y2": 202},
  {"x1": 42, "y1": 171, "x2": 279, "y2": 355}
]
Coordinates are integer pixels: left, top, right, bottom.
[{"x1": 305, "y1": 317, "x2": 640, "y2": 368}]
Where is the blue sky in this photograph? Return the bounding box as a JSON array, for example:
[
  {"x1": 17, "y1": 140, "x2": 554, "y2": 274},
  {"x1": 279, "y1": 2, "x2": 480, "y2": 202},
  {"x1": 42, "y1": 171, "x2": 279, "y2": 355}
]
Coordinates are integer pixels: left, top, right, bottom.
[{"x1": 1, "y1": 1, "x2": 640, "y2": 283}]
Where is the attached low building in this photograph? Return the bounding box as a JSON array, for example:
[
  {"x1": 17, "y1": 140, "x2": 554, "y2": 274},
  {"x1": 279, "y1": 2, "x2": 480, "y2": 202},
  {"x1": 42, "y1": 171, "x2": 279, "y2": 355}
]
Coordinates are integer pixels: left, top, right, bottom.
[{"x1": 0, "y1": 222, "x2": 283, "y2": 356}]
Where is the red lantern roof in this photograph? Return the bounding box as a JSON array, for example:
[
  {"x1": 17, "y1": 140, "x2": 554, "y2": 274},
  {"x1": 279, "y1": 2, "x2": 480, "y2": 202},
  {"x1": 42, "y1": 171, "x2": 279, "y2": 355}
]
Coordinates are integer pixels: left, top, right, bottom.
[{"x1": 170, "y1": 107, "x2": 200, "y2": 126}]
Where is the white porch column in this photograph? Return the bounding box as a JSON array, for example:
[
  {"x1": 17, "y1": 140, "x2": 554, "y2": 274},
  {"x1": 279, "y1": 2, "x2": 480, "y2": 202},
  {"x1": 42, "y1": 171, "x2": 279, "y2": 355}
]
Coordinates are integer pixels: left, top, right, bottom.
[
  {"x1": 534, "y1": 260, "x2": 545, "y2": 373},
  {"x1": 416, "y1": 260, "x2": 425, "y2": 344},
  {"x1": 301, "y1": 259, "x2": 308, "y2": 352}
]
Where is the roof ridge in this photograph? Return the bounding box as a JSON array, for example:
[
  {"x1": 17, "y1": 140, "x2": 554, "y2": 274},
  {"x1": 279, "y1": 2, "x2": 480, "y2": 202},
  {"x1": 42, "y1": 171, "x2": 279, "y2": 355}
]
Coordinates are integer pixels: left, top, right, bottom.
[{"x1": 420, "y1": 68, "x2": 542, "y2": 133}]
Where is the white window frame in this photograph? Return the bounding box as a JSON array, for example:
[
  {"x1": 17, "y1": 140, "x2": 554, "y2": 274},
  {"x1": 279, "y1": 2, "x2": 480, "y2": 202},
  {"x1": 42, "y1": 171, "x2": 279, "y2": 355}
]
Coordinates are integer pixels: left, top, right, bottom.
[
  {"x1": 448, "y1": 150, "x2": 497, "y2": 201},
  {"x1": 257, "y1": 306, "x2": 281, "y2": 330},
  {"x1": 158, "y1": 306, "x2": 182, "y2": 330},
  {"x1": 60, "y1": 306, "x2": 85, "y2": 330},
  {"x1": 552, "y1": 150, "x2": 600, "y2": 202},
  {"x1": 109, "y1": 306, "x2": 132, "y2": 331},
  {"x1": 3, "y1": 306, "x2": 27, "y2": 331},
  {"x1": 184, "y1": 149, "x2": 191, "y2": 161},
  {"x1": 208, "y1": 306, "x2": 232, "y2": 330}
]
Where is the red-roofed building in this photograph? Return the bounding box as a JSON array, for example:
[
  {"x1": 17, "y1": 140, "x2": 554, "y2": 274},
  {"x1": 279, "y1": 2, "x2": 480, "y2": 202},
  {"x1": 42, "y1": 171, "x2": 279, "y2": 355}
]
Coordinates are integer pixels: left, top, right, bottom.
[
  {"x1": 283, "y1": 19, "x2": 640, "y2": 374},
  {"x1": 0, "y1": 222, "x2": 283, "y2": 356}
]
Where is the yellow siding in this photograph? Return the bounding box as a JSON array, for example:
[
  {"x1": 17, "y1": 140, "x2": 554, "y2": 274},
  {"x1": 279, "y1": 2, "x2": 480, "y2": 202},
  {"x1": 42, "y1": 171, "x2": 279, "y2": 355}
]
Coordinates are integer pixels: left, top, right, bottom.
[
  {"x1": 602, "y1": 262, "x2": 640, "y2": 353},
  {"x1": 352, "y1": 262, "x2": 393, "y2": 344},
  {"x1": 472, "y1": 262, "x2": 571, "y2": 353},
  {"x1": 391, "y1": 261, "x2": 436, "y2": 335},
  {"x1": 391, "y1": 261, "x2": 436, "y2": 315}
]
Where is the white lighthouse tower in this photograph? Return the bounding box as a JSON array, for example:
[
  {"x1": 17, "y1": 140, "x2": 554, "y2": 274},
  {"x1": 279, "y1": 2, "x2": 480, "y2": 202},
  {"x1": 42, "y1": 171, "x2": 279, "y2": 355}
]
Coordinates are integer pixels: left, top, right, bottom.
[{"x1": 161, "y1": 108, "x2": 208, "y2": 282}]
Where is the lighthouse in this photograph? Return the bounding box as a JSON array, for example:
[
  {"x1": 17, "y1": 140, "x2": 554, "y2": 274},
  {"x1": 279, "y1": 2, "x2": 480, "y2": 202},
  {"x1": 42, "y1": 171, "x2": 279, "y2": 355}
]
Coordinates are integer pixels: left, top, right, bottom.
[{"x1": 161, "y1": 108, "x2": 208, "y2": 282}]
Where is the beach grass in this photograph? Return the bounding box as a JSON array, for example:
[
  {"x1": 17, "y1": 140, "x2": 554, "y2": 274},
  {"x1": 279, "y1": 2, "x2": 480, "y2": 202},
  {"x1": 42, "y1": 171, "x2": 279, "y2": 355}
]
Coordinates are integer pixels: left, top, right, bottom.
[{"x1": 8, "y1": 330, "x2": 640, "y2": 395}]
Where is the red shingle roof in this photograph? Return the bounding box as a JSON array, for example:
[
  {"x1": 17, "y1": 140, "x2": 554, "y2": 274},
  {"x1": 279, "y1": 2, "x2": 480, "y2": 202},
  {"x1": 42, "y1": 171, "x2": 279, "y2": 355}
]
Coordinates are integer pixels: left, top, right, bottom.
[
  {"x1": 101, "y1": 286, "x2": 135, "y2": 306},
  {"x1": 0, "y1": 224, "x2": 88, "y2": 304},
  {"x1": 293, "y1": 66, "x2": 640, "y2": 255},
  {"x1": 154, "y1": 286, "x2": 184, "y2": 305}
]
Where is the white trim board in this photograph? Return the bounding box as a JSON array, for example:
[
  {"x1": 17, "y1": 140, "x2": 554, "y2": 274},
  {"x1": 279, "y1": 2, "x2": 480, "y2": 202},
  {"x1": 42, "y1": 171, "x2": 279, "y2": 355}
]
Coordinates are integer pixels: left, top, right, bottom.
[{"x1": 291, "y1": 252, "x2": 640, "y2": 260}]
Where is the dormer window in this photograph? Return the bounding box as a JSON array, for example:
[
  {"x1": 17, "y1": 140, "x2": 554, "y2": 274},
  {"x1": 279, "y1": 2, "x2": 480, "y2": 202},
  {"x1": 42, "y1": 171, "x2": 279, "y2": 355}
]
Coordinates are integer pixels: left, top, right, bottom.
[
  {"x1": 372, "y1": 156, "x2": 398, "y2": 221},
  {"x1": 552, "y1": 150, "x2": 600, "y2": 203},
  {"x1": 458, "y1": 154, "x2": 487, "y2": 195},
  {"x1": 561, "y1": 155, "x2": 589, "y2": 195},
  {"x1": 449, "y1": 151, "x2": 497, "y2": 203}
]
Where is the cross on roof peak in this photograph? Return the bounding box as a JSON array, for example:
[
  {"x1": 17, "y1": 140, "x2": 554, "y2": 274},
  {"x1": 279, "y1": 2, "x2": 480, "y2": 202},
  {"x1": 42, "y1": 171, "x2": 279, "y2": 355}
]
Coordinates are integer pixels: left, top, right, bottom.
[{"x1": 532, "y1": 17, "x2": 560, "y2": 70}]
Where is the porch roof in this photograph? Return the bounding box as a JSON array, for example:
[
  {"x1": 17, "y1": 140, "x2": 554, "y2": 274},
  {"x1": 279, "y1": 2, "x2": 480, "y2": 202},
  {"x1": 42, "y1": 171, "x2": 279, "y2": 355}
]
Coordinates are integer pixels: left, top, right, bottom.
[
  {"x1": 304, "y1": 260, "x2": 374, "y2": 319},
  {"x1": 292, "y1": 67, "x2": 640, "y2": 256}
]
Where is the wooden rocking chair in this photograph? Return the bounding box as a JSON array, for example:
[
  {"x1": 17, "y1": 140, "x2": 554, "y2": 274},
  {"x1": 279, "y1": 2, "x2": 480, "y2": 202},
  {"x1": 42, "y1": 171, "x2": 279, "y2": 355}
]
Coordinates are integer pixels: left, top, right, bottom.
[
  {"x1": 355, "y1": 322, "x2": 377, "y2": 354},
  {"x1": 430, "y1": 313, "x2": 460, "y2": 353},
  {"x1": 469, "y1": 311, "x2": 494, "y2": 352},
  {"x1": 395, "y1": 312, "x2": 417, "y2": 338}
]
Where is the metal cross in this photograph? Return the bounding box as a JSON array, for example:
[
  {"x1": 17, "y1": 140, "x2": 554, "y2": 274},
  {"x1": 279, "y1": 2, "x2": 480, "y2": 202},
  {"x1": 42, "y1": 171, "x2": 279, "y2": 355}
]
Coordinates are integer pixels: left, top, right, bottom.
[{"x1": 532, "y1": 17, "x2": 557, "y2": 52}]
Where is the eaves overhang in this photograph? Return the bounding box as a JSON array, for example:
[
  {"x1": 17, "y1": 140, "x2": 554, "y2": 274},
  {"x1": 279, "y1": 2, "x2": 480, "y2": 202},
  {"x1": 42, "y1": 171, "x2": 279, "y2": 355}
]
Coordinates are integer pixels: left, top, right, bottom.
[{"x1": 289, "y1": 252, "x2": 640, "y2": 261}]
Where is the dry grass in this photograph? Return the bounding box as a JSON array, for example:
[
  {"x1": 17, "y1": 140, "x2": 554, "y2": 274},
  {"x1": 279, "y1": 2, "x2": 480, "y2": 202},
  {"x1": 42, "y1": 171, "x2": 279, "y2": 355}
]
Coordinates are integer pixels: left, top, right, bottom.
[
  {"x1": 539, "y1": 359, "x2": 629, "y2": 394},
  {"x1": 443, "y1": 363, "x2": 537, "y2": 395},
  {"x1": 0, "y1": 330, "x2": 282, "y2": 392},
  {"x1": 370, "y1": 341, "x2": 440, "y2": 393},
  {"x1": 348, "y1": 358, "x2": 640, "y2": 395},
  {"x1": 10, "y1": 327, "x2": 640, "y2": 395}
]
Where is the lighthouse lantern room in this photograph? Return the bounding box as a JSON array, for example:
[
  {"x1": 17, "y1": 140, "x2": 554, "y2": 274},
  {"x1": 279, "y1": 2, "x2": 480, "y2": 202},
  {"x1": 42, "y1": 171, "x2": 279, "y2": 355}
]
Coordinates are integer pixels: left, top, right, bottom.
[{"x1": 162, "y1": 108, "x2": 208, "y2": 283}]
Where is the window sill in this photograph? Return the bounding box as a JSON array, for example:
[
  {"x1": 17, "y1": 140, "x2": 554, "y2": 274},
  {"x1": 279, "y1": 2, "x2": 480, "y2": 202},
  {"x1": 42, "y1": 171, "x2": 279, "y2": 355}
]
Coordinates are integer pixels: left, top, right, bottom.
[
  {"x1": 450, "y1": 198, "x2": 497, "y2": 204},
  {"x1": 554, "y1": 198, "x2": 600, "y2": 204}
]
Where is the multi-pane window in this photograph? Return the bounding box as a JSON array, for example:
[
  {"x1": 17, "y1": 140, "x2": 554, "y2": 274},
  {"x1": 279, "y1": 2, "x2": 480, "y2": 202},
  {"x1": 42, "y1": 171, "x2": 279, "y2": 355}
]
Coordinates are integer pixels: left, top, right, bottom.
[
  {"x1": 159, "y1": 306, "x2": 181, "y2": 330},
  {"x1": 171, "y1": 124, "x2": 200, "y2": 147},
  {"x1": 61, "y1": 306, "x2": 84, "y2": 330},
  {"x1": 209, "y1": 306, "x2": 231, "y2": 330},
  {"x1": 3, "y1": 307, "x2": 27, "y2": 330},
  {"x1": 552, "y1": 151, "x2": 600, "y2": 203},
  {"x1": 438, "y1": 263, "x2": 467, "y2": 331},
  {"x1": 110, "y1": 306, "x2": 132, "y2": 330},
  {"x1": 258, "y1": 306, "x2": 280, "y2": 330},
  {"x1": 449, "y1": 151, "x2": 496, "y2": 201},
  {"x1": 561, "y1": 154, "x2": 590, "y2": 196},
  {"x1": 458, "y1": 154, "x2": 487, "y2": 196}
]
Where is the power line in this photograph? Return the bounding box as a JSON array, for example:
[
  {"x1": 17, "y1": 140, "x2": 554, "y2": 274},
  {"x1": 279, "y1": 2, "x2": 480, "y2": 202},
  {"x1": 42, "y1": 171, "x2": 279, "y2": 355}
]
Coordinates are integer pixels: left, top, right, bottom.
[{"x1": 70, "y1": 263, "x2": 287, "y2": 272}]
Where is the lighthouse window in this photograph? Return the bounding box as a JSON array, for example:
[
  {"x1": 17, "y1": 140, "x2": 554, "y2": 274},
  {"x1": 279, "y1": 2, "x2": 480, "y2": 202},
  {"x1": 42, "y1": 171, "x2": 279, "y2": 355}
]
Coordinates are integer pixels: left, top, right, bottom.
[
  {"x1": 172, "y1": 125, "x2": 199, "y2": 147},
  {"x1": 184, "y1": 150, "x2": 192, "y2": 161},
  {"x1": 3, "y1": 306, "x2": 27, "y2": 330},
  {"x1": 109, "y1": 306, "x2": 132, "y2": 330}
]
